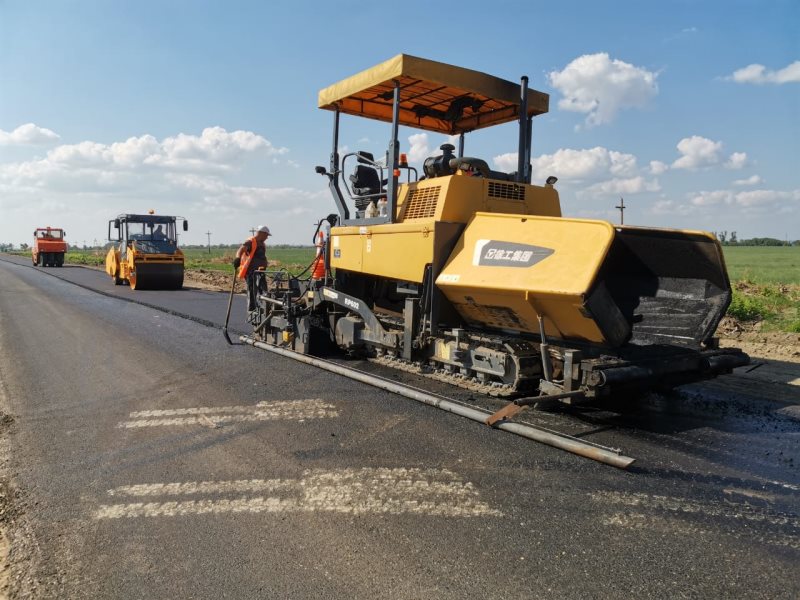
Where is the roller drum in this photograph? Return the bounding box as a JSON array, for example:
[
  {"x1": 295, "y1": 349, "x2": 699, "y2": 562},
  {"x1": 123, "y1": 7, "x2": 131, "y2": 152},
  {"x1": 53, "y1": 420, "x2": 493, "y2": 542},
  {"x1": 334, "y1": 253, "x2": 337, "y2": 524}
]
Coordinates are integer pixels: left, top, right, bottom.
[{"x1": 129, "y1": 262, "x2": 184, "y2": 290}]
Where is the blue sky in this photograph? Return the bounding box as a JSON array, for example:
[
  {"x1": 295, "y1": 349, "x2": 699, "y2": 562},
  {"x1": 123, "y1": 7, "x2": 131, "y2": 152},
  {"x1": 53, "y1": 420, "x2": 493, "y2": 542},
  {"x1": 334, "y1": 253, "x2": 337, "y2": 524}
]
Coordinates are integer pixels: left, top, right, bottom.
[{"x1": 1, "y1": 0, "x2": 797, "y2": 246}]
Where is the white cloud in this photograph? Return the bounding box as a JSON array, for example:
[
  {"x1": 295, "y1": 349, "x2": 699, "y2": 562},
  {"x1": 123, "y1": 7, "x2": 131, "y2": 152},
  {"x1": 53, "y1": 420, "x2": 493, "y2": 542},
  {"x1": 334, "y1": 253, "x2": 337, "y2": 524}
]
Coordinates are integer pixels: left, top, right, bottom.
[
  {"x1": 735, "y1": 188, "x2": 800, "y2": 208},
  {"x1": 672, "y1": 136, "x2": 723, "y2": 169},
  {"x1": 651, "y1": 199, "x2": 696, "y2": 216},
  {"x1": 671, "y1": 135, "x2": 748, "y2": 171},
  {"x1": 649, "y1": 160, "x2": 668, "y2": 175},
  {"x1": 690, "y1": 190, "x2": 733, "y2": 206},
  {"x1": 407, "y1": 133, "x2": 430, "y2": 163},
  {"x1": 519, "y1": 147, "x2": 638, "y2": 182},
  {"x1": 547, "y1": 53, "x2": 659, "y2": 127},
  {"x1": 724, "y1": 151, "x2": 748, "y2": 170},
  {"x1": 0, "y1": 123, "x2": 60, "y2": 146},
  {"x1": 584, "y1": 176, "x2": 661, "y2": 196},
  {"x1": 687, "y1": 188, "x2": 800, "y2": 213},
  {"x1": 0, "y1": 127, "x2": 286, "y2": 188},
  {"x1": 726, "y1": 61, "x2": 800, "y2": 85},
  {"x1": 733, "y1": 174, "x2": 762, "y2": 186},
  {"x1": 493, "y1": 153, "x2": 518, "y2": 173}
]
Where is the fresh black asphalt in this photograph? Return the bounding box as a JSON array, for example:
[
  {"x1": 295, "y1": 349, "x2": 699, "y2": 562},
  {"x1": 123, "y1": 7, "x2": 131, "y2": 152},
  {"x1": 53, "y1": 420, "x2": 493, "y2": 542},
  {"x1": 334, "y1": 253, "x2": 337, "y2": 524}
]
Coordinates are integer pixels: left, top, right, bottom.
[{"x1": 0, "y1": 255, "x2": 798, "y2": 598}]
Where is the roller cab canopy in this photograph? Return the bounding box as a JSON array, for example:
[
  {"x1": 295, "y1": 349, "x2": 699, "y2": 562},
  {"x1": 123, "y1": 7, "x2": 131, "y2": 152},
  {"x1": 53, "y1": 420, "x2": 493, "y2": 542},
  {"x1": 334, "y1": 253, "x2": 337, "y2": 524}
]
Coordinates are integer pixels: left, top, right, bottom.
[{"x1": 318, "y1": 54, "x2": 549, "y2": 134}]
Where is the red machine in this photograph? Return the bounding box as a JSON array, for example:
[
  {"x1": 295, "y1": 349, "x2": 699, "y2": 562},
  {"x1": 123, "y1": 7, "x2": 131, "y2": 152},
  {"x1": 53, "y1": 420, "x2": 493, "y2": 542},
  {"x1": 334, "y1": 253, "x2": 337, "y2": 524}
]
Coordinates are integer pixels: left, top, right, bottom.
[{"x1": 32, "y1": 227, "x2": 68, "y2": 267}]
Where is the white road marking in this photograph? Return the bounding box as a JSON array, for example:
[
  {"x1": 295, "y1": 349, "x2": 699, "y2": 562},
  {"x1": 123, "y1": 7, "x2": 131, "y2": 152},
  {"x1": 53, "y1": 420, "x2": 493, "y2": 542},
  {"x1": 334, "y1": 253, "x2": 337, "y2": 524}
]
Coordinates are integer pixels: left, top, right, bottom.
[
  {"x1": 95, "y1": 468, "x2": 502, "y2": 519},
  {"x1": 591, "y1": 490, "x2": 800, "y2": 550},
  {"x1": 602, "y1": 512, "x2": 800, "y2": 550},
  {"x1": 118, "y1": 399, "x2": 338, "y2": 428},
  {"x1": 590, "y1": 490, "x2": 799, "y2": 527}
]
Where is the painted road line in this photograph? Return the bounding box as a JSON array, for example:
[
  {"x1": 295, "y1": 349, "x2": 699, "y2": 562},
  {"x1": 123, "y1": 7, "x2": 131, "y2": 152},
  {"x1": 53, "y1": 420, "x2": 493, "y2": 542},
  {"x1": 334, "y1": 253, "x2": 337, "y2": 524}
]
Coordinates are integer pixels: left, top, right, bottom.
[
  {"x1": 591, "y1": 490, "x2": 800, "y2": 550},
  {"x1": 95, "y1": 467, "x2": 502, "y2": 519},
  {"x1": 118, "y1": 399, "x2": 338, "y2": 428}
]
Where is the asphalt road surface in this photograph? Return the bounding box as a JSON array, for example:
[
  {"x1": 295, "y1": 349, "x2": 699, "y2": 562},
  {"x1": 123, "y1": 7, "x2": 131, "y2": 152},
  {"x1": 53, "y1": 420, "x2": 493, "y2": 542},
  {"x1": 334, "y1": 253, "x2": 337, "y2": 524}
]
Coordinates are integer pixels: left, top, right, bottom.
[{"x1": 0, "y1": 255, "x2": 798, "y2": 599}]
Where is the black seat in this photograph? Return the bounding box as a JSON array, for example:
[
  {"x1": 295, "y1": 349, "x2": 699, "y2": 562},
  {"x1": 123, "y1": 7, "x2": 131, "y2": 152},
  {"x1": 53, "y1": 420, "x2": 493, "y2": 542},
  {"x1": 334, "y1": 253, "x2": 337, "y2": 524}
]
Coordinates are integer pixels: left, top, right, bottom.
[{"x1": 349, "y1": 152, "x2": 383, "y2": 210}]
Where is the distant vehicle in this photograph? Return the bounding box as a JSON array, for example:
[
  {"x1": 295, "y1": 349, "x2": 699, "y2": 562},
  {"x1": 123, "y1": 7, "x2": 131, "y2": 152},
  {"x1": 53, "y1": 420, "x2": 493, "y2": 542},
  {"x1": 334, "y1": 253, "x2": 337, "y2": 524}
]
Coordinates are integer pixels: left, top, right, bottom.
[
  {"x1": 105, "y1": 212, "x2": 188, "y2": 290},
  {"x1": 32, "y1": 227, "x2": 68, "y2": 267}
]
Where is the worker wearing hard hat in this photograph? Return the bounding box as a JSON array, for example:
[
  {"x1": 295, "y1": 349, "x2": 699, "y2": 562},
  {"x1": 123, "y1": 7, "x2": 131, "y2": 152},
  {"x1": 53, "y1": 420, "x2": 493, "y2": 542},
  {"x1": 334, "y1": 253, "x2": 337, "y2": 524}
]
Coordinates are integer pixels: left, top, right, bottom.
[{"x1": 234, "y1": 225, "x2": 271, "y2": 311}]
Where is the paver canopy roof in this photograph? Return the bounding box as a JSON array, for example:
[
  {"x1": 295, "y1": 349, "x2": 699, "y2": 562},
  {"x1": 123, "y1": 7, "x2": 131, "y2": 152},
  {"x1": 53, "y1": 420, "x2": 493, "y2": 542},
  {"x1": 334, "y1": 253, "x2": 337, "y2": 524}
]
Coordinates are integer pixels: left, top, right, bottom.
[{"x1": 318, "y1": 54, "x2": 549, "y2": 135}]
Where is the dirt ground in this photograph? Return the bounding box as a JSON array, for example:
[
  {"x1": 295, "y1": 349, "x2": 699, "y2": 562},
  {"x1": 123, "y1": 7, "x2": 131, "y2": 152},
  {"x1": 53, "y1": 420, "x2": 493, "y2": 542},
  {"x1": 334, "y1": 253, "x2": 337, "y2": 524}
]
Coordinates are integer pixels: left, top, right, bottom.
[
  {"x1": 184, "y1": 269, "x2": 244, "y2": 293},
  {"x1": 718, "y1": 316, "x2": 800, "y2": 365}
]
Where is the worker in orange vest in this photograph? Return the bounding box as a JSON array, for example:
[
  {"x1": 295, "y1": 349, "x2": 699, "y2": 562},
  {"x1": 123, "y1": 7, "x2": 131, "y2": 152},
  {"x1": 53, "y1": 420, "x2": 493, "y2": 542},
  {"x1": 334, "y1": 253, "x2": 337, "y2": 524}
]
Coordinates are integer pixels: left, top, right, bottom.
[{"x1": 233, "y1": 225, "x2": 271, "y2": 311}]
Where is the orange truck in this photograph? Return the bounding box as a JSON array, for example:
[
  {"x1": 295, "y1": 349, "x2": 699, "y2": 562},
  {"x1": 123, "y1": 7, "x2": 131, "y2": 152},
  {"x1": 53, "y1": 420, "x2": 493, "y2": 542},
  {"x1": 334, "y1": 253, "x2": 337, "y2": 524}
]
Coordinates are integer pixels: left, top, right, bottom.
[{"x1": 32, "y1": 227, "x2": 68, "y2": 267}]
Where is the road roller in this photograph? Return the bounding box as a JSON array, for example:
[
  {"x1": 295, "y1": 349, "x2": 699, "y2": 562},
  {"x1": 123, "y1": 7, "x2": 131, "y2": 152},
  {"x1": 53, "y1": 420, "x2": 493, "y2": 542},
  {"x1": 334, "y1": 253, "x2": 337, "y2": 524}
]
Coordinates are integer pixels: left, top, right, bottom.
[
  {"x1": 105, "y1": 212, "x2": 188, "y2": 290},
  {"x1": 32, "y1": 227, "x2": 68, "y2": 267},
  {"x1": 243, "y1": 54, "x2": 749, "y2": 410}
]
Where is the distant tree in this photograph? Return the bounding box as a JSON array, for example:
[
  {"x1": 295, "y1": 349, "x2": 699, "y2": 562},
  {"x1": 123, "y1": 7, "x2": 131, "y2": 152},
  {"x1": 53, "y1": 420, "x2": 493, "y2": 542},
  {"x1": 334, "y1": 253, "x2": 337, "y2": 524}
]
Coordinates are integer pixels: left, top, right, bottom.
[
  {"x1": 717, "y1": 231, "x2": 728, "y2": 244},
  {"x1": 729, "y1": 231, "x2": 737, "y2": 245},
  {"x1": 20, "y1": 242, "x2": 29, "y2": 251}
]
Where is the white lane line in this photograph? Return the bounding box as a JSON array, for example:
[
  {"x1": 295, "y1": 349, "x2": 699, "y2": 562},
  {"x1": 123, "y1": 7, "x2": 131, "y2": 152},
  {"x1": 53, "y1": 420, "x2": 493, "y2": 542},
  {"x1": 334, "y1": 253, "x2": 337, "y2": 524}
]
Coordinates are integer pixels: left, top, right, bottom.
[
  {"x1": 117, "y1": 399, "x2": 338, "y2": 428},
  {"x1": 602, "y1": 512, "x2": 800, "y2": 551},
  {"x1": 590, "y1": 490, "x2": 800, "y2": 528},
  {"x1": 95, "y1": 468, "x2": 502, "y2": 519},
  {"x1": 128, "y1": 400, "x2": 314, "y2": 418}
]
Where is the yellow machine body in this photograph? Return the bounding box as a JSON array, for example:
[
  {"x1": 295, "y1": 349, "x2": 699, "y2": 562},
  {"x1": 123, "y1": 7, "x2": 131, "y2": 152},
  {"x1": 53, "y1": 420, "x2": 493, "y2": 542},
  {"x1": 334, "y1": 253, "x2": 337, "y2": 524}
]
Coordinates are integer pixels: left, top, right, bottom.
[
  {"x1": 105, "y1": 212, "x2": 186, "y2": 290},
  {"x1": 243, "y1": 54, "x2": 748, "y2": 400},
  {"x1": 330, "y1": 172, "x2": 561, "y2": 283},
  {"x1": 105, "y1": 244, "x2": 185, "y2": 290}
]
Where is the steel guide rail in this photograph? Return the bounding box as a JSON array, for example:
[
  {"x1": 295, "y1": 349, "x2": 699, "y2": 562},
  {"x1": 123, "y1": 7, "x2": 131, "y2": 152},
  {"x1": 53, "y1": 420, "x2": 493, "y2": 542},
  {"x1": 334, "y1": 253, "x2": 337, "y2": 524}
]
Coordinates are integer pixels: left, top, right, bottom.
[{"x1": 240, "y1": 335, "x2": 635, "y2": 469}]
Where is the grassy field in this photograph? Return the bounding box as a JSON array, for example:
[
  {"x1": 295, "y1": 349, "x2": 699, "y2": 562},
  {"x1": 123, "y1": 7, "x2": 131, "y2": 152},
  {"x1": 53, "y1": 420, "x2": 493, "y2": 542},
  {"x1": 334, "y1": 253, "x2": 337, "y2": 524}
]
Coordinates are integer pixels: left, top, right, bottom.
[
  {"x1": 37, "y1": 246, "x2": 318, "y2": 274},
  {"x1": 721, "y1": 246, "x2": 799, "y2": 332},
  {"x1": 722, "y1": 246, "x2": 800, "y2": 285}
]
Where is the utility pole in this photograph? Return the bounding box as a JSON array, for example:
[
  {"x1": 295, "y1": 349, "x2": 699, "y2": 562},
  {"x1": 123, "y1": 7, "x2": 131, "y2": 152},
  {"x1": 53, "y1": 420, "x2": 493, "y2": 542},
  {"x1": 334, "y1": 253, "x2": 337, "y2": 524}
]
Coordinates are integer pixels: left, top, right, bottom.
[
  {"x1": 615, "y1": 197, "x2": 625, "y2": 225},
  {"x1": 249, "y1": 228, "x2": 257, "y2": 237},
  {"x1": 206, "y1": 231, "x2": 212, "y2": 254}
]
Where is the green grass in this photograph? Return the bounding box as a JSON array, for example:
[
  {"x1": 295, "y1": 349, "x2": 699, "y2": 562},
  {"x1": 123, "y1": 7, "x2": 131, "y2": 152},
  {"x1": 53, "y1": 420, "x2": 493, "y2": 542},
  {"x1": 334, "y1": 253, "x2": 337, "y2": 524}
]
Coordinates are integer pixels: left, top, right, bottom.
[
  {"x1": 182, "y1": 246, "x2": 316, "y2": 274},
  {"x1": 53, "y1": 246, "x2": 317, "y2": 275},
  {"x1": 722, "y1": 246, "x2": 800, "y2": 285}
]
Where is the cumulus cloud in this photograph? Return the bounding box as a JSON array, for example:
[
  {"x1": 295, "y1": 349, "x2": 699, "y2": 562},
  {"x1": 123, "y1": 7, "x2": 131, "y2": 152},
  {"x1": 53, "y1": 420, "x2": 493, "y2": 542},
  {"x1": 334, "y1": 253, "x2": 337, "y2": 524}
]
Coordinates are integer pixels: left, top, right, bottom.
[
  {"x1": 671, "y1": 135, "x2": 748, "y2": 171},
  {"x1": 687, "y1": 188, "x2": 800, "y2": 212},
  {"x1": 514, "y1": 147, "x2": 639, "y2": 182},
  {"x1": 0, "y1": 123, "x2": 60, "y2": 146},
  {"x1": 672, "y1": 136, "x2": 722, "y2": 169},
  {"x1": 0, "y1": 127, "x2": 288, "y2": 188},
  {"x1": 651, "y1": 199, "x2": 696, "y2": 216},
  {"x1": 724, "y1": 152, "x2": 748, "y2": 170},
  {"x1": 494, "y1": 147, "x2": 662, "y2": 200},
  {"x1": 548, "y1": 53, "x2": 659, "y2": 127},
  {"x1": 584, "y1": 176, "x2": 661, "y2": 196},
  {"x1": 726, "y1": 61, "x2": 800, "y2": 85},
  {"x1": 649, "y1": 160, "x2": 669, "y2": 175},
  {"x1": 733, "y1": 174, "x2": 762, "y2": 186},
  {"x1": 407, "y1": 133, "x2": 430, "y2": 163}
]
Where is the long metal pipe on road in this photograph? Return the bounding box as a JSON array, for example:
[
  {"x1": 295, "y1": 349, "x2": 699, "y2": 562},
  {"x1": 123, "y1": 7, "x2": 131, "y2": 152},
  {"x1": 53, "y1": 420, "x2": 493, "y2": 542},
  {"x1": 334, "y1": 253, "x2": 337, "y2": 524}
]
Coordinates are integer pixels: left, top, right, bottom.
[{"x1": 241, "y1": 336, "x2": 635, "y2": 469}]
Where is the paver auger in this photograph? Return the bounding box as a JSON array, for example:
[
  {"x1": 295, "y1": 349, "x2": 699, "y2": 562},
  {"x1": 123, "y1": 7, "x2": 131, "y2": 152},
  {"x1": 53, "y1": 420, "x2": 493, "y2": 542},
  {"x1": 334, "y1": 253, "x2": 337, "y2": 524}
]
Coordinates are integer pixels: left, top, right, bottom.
[
  {"x1": 242, "y1": 54, "x2": 749, "y2": 414},
  {"x1": 105, "y1": 212, "x2": 188, "y2": 290}
]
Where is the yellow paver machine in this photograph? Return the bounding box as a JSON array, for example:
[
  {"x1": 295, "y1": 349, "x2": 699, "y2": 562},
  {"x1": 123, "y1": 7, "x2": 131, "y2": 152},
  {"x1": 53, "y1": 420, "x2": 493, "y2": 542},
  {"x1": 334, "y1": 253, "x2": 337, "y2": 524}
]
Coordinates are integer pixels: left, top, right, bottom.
[
  {"x1": 105, "y1": 212, "x2": 188, "y2": 290},
  {"x1": 245, "y1": 54, "x2": 748, "y2": 406}
]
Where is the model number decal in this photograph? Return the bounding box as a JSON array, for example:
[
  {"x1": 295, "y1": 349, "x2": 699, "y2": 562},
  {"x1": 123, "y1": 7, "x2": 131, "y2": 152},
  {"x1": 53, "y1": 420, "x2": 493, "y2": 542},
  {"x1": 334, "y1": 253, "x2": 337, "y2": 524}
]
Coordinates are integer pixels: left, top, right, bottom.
[{"x1": 344, "y1": 297, "x2": 360, "y2": 310}]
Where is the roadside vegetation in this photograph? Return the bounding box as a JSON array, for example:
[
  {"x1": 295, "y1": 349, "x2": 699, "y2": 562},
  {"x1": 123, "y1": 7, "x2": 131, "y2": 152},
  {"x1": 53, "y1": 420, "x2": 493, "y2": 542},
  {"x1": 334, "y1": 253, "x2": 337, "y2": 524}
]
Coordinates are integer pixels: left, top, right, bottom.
[{"x1": 722, "y1": 246, "x2": 800, "y2": 333}]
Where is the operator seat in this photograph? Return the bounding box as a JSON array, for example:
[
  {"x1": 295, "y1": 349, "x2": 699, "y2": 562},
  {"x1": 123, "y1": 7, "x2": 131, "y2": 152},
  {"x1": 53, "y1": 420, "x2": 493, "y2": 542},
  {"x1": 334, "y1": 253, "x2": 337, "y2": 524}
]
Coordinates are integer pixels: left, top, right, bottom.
[{"x1": 349, "y1": 152, "x2": 383, "y2": 211}]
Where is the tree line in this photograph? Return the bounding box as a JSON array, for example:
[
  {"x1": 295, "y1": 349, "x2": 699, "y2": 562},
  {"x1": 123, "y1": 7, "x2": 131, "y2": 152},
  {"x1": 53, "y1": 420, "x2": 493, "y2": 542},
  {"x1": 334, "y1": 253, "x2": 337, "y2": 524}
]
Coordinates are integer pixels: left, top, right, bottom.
[{"x1": 711, "y1": 232, "x2": 799, "y2": 246}]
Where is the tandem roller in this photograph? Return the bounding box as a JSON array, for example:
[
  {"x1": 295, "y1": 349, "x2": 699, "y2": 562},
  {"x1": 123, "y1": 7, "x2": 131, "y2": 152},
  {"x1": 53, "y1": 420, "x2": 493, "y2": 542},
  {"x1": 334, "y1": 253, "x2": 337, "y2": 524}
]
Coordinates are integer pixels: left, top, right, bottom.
[{"x1": 105, "y1": 212, "x2": 188, "y2": 291}]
